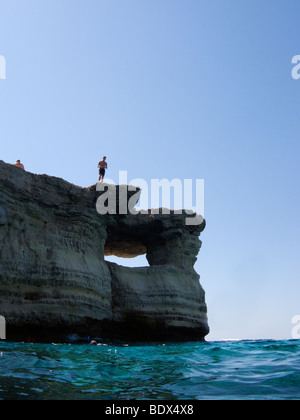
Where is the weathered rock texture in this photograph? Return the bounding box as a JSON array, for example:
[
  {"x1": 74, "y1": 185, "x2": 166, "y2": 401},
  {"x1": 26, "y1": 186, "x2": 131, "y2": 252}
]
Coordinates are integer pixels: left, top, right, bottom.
[{"x1": 0, "y1": 160, "x2": 208, "y2": 342}]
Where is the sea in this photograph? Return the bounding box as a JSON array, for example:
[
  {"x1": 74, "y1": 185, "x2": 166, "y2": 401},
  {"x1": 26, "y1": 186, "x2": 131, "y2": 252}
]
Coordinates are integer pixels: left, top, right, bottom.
[{"x1": 0, "y1": 339, "x2": 300, "y2": 401}]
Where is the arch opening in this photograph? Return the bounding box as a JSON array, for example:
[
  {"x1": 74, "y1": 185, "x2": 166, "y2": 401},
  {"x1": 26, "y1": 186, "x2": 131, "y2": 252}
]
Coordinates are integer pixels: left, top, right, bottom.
[
  {"x1": 104, "y1": 236, "x2": 149, "y2": 268},
  {"x1": 105, "y1": 254, "x2": 149, "y2": 268}
]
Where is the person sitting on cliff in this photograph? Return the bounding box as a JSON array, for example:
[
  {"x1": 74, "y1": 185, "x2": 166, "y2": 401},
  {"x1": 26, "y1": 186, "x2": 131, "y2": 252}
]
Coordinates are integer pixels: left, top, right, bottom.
[
  {"x1": 98, "y1": 156, "x2": 107, "y2": 183},
  {"x1": 14, "y1": 160, "x2": 25, "y2": 170}
]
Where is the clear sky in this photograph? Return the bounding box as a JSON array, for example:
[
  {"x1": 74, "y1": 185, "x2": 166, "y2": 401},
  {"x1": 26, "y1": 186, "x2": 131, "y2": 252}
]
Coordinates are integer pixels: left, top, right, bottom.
[{"x1": 0, "y1": 0, "x2": 299, "y2": 341}]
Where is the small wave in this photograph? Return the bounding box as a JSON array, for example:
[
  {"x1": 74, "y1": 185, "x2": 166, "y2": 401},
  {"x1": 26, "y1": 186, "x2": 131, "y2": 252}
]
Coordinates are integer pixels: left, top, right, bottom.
[{"x1": 0, "y1": 340, "x2": 300, "y2": 400}]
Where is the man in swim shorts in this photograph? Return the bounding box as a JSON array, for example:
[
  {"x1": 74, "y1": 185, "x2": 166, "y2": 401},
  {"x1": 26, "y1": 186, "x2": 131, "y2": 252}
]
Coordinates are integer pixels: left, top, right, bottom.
[
  {"x1": 14, "y1": 160, "x2": 25, "y2": 170},
  {"x1": 98, "y1": 156, "x2": 107, "y2": 182}
]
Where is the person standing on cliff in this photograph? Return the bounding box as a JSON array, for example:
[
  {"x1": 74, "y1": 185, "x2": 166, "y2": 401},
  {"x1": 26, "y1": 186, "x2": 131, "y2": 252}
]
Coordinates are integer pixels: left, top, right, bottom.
[
  {"x1": 98, "y1": 156, "x2": 107, "y2": 182},
  {"x1": 14, "y1": 160, "x2": 25, "y2": 170}
]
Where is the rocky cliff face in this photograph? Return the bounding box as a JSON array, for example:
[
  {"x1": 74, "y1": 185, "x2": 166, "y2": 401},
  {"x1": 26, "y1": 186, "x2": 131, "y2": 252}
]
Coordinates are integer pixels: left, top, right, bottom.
[{"x1": 0, "y1": 160, "x2": 208, "y2": 342}]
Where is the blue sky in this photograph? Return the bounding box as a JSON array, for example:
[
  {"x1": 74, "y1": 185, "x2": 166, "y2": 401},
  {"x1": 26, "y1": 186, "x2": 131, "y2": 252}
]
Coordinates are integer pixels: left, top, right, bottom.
[{"x1": 0, "y1": 0, "x2": 300, "y2": 341}]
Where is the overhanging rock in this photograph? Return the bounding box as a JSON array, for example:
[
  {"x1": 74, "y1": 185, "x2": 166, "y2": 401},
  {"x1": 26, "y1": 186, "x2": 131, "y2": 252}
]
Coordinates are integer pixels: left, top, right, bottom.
[{"x1": 0, "y1": 160, "x2": 209, "y2": 342}]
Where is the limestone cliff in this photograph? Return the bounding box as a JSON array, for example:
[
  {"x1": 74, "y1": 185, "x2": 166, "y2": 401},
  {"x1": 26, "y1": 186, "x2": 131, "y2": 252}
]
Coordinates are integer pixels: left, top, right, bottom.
[{"x1": 0, "y1": 160, "x2": 209, "y2": 342}]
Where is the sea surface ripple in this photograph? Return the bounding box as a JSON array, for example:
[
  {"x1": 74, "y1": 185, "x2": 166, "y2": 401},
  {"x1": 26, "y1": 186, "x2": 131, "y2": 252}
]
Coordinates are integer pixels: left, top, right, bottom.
[{"x1": 0, "y1": 339, "x2": 300, "y2": 400}]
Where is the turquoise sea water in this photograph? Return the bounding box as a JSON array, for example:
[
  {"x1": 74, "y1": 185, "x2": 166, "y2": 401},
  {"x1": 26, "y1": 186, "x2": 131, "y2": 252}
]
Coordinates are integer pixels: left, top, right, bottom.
[{"x1": 0, "y1": 339, "x2": 300, "y2": 400}]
